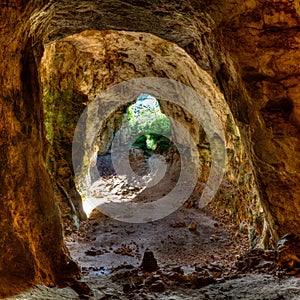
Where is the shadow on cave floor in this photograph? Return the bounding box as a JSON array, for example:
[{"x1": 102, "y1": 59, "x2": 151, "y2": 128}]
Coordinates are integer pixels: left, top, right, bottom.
[{"x1": 84, "y1": 147, "x2": 182, "y2": 216}]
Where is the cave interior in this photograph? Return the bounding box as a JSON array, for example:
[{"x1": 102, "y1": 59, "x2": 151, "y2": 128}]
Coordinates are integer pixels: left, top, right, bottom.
[{"x1": 0, "y1": 1, "x2": 300, "y2": 299}]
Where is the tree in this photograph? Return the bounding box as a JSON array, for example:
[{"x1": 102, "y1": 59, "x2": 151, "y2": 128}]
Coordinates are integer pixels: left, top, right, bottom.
[{"x1": 127, "y1": 95, "x2": 171, "y2": 151}]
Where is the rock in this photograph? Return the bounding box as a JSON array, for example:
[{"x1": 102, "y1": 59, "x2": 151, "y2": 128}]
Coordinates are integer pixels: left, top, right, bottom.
[
  {"x1": 68, "y1": 280, "x2": 93, "y2": 298},
  {"x1": 122, "y1": 283, "x2": 132, "y2": 293},
  {"x1": 171, "y1": 221, "x2": 186, "y2": 228},
  {"x1": 131, "y1": 276, "x2": 144, "y2": 288},
  {"x1": 85, "y1": 248, "x2": 109, "y2": 256},
  {"x1": 207, "y1": 262, "x2": 224, "y2": 278},
  {"x1": 195, "y1": 265, "x2": 210, "y2": 277},
  {"x1": 216, "y1": 277, "x2": 226, "y2": 283},
  {"x1": 114, "y1": 244, "x2": 135, "y2": 257},
  {"x1": 209, "y1": 235, "x2": 219, "y2": 241},
  {"x1": 141, "y1": 249, "x2": 159, "y2": 272},
  {"x1": 172, "y1": 266, "x2": 184, "y2": 274},
  {"x1": 85, "y1": 249, "x2": 97, "y2": 256},
  {"x1": 111, "y1": 268, "x2": 137, "y2": 281},
  {"x1": 276, "y1": 234, "x2": 300, "y2": 270},
  {"x1": 257, "y1": 261, "x2": 274, "y2": 269},
  {"x1": 150, "y1": 280, "x2": 165, "y2": 293},
  {"x1": 209, "y1": 270, "x2": 222, "y2": 279},
  {"x1": 188, "y1": 222, "x2": 197, "y2": 231},
  {"x1": 236, "y1": 249, "x2": 268, "y2": 272},
  {"x1": 194, "y1": 276, "x2": 216, "y2": 288}
]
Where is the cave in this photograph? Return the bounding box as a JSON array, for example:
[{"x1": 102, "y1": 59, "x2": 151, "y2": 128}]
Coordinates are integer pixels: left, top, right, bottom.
[{"x1": 0, "y1": 1, "x2": 299, "y2": 299}]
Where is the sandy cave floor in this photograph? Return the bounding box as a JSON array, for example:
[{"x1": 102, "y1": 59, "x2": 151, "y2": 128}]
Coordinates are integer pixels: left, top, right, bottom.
[
  {"x1": 6, "y1": 152, "x2": 300, "y2": 299},
  {"x1": 7, "y1": 204, "x2": 300, "y2": 300}
]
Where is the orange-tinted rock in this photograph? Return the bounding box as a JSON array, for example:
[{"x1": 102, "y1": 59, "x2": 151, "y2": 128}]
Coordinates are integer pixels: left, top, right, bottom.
[
  {"x1": 0, "y1": 2, "x2": 80, "y2": 297},
  {"x1": 1, "y1": 0, "x2": 300, "y2": 296}
]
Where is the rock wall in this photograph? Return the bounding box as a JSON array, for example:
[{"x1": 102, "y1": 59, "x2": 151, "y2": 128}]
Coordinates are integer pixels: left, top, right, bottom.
[
  {"x1": 210, "y1": 0, "x2": 300, "y2": 243},
  {"x1": 41, "y1": 46, "x2": 88, "y2": 233},
  {"x1": 0, "y1": 2, "x2": 79, "y2": 297}
]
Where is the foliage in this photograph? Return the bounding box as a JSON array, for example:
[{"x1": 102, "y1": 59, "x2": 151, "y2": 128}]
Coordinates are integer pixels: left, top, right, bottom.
[
  {"x1": 127, "y1": 95, "x2": 172, "y2": 151},
  {"x1": 132, "y1": 135, "x2": 147, "y2": 148}
]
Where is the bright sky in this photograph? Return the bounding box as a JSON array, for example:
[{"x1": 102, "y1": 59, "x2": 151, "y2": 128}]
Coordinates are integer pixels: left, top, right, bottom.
[{"x1": 133, "y1": 94, "x2": 159, "y2": 112}]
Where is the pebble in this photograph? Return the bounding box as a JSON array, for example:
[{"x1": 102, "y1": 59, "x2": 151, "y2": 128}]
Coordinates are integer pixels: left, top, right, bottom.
[
  {"x1": 188, "y1": 221, "x2": 197, "y2": 231},
  {"x1": 150, "y1": 280, "x2": 165, "y2": 292}
]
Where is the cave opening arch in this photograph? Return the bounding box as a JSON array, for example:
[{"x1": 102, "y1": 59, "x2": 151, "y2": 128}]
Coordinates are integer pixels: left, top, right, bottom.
[{"x1": 40, "y1": 29, "x2": 262, "y2": 240}]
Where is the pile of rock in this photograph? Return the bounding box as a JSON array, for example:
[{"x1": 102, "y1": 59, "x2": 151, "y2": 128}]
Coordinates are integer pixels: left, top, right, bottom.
[
  {"x1": 106, "y1": 236, "x2": 300, "y2": 297},
  {"x1": 235, "y1": 234, "x2": 300, "y2": 277}
]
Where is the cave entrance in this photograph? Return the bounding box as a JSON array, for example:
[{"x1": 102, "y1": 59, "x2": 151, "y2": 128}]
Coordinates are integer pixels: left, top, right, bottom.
[
  {"x1": 127, "y1": 93, "x2": 172, "y2": 152},
  {"x1": 82, "y1": 93, "x2": 177, "y2": 217}
]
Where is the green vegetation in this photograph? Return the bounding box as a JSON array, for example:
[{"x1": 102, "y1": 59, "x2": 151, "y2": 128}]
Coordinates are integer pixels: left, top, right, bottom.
[
  {"x1": 132, "y1": 133, "x2": 171, "y2": 152},
  {"x1": 127, "y1": 94, "x2": 172, "y2": 151}
]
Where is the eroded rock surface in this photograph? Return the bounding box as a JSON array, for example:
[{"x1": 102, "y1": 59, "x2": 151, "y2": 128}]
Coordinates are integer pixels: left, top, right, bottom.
[
  {"x1": 212, "y1": 0, "x2": 300, "y2": 242},
  {"x1": 0, "y1": 2, "x2": 80, "y2": 296}
]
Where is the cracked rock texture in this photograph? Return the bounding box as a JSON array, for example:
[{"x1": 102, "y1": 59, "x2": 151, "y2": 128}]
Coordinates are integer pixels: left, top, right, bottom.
[{"x1": 211, "y1": 0, "x2": 300, "y2": 242}]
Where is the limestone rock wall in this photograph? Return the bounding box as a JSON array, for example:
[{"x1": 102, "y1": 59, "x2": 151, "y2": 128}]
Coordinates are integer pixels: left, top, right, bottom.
[
  {"x1": 0, "y1": 2, "x2": 79, "y2": 297},
  {"x1": 210, "y1": 0, "x2": 300, "y2": 242},
  {"x1": 41, "y1": 47, "x2": 88, "y2": 233}
]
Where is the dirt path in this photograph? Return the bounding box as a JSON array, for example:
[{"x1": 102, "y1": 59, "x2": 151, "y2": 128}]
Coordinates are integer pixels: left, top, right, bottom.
[
  {"x1": 8, "y1": 206, "x2": 300, "y2": 299},
  {"x1": 66, "y1": 206, "x2": 248, "y2": 273},
  {"x1": 7, "y1": 150, "x2": 300, "y2": 299}
]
